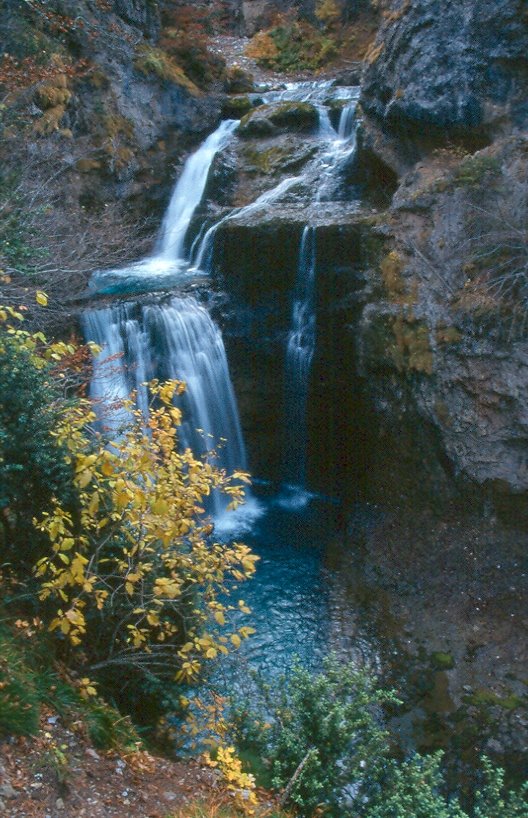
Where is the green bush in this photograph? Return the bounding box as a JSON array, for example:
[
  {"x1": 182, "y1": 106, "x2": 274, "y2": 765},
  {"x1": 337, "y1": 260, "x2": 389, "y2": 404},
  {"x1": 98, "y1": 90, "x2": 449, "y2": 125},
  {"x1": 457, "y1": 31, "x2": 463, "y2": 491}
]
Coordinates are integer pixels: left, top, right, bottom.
[
  {"x1": 0, "y1": 621, "x2": 140, "y2": 749},
  {"x1": 225, "y1": 659, "x2": 528, "y2": 818},
  {"x1": 245, "y1": 20, "x2": 337, "y2": 72},
  {"x1": 0, "y1": 625, "x2": 41, "y2": 736},
  {"x1": 453, "y1": 156, "x2": 501, "y2": 189},
  {"x1": 83, "y1": 700, "x2": 140, "y2": 751},
  {"x1": 0, "y1": 330, "x2": 75, "y2": 570},
  {"x1": 365, "y1": 753, "x2": 528, "y2": 818},
  {"x1": 228, "y1": 658, "x2": 397, "y2": 816}
]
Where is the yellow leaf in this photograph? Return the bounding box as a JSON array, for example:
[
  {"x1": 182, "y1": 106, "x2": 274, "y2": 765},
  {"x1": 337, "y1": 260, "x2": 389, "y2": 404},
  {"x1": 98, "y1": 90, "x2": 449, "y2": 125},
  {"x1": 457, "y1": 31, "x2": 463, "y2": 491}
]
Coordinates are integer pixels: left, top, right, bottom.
[
  {"x1": 152, "y1": 498, "x2": 169, "y2": 515},
  {"x1": 101, "y1": 460, "x2": 114, "y2": 477},
  {"x1": 230, "y1": 634, "x2": 241, "y2": 648},
  {"x1": 77, "y1": 469, "x2": 93, "y2": 489},
  {"x1": 36, "y1": 291, "x2": 48, "y2": 306}
]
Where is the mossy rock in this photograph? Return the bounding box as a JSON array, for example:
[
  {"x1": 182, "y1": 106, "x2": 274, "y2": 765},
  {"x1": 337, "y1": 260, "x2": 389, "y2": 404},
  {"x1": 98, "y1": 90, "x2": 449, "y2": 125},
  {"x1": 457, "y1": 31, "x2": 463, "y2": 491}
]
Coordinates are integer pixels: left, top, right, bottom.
[
  {"x1": 222, "y1": 95, "x2": 253, "y2": 119},
  {"x1": 224, "y1": 66, "x2": 254, "y2": 94},
  {"x1": 392, "y1": 315, "x2": 433, "y2": 375},
  {"x1": 76, "y1": 158, "x2": 103, "y2": 173},
  {"x1": 35, "y1": 80, "x2": 71, "y2": 111},
  {"x1": 268, "y1": 102, "x2": 318, "y2": 131},
  {"x1": 238, "y1": 102, "x2": 318, "y2": 138},
  {"x1": 241, "y1": 143, "x2": 318, "y2": 175},
  {"x1": 34, "y1": 105, "x2": 68, "y2": 136},
  {"x1": 431, "y1": 652, "x2": 455, "y2": 671},
  {"x1": 134, "y1": 45, "x2": 199, "y2": 96},
  {"x1": 360, "y1": 312, "x2": 398, "y2": 372},
  {"x1": 381, "y1": 250, "x2": 405, "y2": 299},
  {"x1": 436, "y1": 325, "x2": 462, "y2": 345},
  {"x1": 464, "y1": 688, "x2": 525, "y2": 711},
  {"x1": 238, "y1": 108, "x2": 277, "y2": 138},
  {"x1": 102, "y1": 113, "x2": 134, "y2": 142}
]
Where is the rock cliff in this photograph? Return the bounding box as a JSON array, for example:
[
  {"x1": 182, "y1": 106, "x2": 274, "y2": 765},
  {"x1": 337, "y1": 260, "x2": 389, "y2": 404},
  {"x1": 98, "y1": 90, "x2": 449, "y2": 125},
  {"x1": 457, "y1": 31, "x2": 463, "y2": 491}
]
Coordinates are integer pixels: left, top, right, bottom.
[
  {"x1": 360, "y1": 0, "x2": 528, "y2": 173},
  {"x1": 349, "y1": 0, "x2": 528, "y2": 514}
]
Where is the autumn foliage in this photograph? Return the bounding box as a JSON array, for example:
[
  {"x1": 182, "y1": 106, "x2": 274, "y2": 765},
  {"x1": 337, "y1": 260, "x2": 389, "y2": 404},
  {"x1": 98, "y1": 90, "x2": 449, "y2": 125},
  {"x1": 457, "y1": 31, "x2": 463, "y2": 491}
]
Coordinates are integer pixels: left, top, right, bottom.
[{"x1": 0, "y1": 302, "x2": 257, "y2": 726}]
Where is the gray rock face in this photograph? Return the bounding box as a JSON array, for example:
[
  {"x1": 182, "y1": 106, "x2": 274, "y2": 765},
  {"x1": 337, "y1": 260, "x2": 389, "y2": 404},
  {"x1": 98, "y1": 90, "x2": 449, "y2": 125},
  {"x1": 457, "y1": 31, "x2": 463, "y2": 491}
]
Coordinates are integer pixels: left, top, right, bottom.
[
  {"x1": 111, "y1": 0, "x2": 160, "y2": 38},
  {"x1": 353, "y1": 136, "x2": 528, "y2": 509},
  {"x1": 361, "y1": 0, "x2": 528, "y2": 164},
  {"x1": 29, "y1": 0, "x2": 222, "y2": 213}
]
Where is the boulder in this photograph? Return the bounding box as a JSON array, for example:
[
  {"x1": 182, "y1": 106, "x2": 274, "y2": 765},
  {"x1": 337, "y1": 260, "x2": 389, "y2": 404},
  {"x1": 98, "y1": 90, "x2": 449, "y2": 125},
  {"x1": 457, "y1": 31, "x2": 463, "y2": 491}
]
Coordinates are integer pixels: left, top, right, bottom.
[
  {"x1": 361, "y1": 0, "x2": 528, "y2": 169},
  {"x1": 238, "y1": 102, "x2": 318, "y2": 137}
]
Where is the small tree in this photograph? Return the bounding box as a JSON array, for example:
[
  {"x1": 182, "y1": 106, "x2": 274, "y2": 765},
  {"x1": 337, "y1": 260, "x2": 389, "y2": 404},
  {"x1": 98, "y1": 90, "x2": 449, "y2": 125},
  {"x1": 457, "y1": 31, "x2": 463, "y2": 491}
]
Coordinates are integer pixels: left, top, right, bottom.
[
  {"x1": 0, "y1": 303, "x2": 257, "y2": 724},
  {"x1": 315, "y1": 0, "x2": 342, "y2": 30}
]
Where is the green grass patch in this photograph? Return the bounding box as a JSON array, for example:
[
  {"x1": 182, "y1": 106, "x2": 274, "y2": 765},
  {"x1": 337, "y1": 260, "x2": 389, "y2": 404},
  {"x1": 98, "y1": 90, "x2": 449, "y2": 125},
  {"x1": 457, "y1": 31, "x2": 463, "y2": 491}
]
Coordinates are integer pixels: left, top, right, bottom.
[
  {"x1": 134, "y1": 45, "x2": 200, "y2": 95},
  {"x1": 0, "y1": 621, "x2": 139, "y2": 750}
]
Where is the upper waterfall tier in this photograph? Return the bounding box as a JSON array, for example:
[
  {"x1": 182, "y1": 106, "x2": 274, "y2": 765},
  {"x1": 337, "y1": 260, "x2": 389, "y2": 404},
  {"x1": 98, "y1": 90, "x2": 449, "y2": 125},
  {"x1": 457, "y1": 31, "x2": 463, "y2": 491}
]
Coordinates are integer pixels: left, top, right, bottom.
[
  {"x1": 88, "y1": 80, "x2": 360, "y2": 298},
  {"x1": 155, "y1": 120, "x2": 239, "y2": 263}
]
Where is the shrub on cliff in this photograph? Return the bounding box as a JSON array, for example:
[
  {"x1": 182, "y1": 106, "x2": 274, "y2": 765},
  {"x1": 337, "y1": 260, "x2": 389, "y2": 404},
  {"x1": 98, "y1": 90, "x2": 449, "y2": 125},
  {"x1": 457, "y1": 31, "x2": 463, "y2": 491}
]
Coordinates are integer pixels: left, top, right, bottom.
[
  {"x1": 134, "y1": 45, "x2": 200, "y2": 95},
  {"x1": 245, "y1": 16, "x2": 337, "y2": 72},
  {"x1": 0, "y1": 303, "x2": 257, "y2": 729},
  {"x1": 228, "y1": 658, "x2": 397, "y2": 815},
  {"x1": 225, "y1": 658, "x2": 527, "y2": 817}
]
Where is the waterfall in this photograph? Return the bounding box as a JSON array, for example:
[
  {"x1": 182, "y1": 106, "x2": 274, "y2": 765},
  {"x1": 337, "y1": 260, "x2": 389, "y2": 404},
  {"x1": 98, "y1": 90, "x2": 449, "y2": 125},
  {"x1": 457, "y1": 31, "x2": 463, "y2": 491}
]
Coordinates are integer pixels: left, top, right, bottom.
[
  {"x1": 83, "y1": 297, "x2": 251, "y2": 521},
  {"x1": 90, "y1": 120, "x2": 238, "y2": 295},
  {"x1": 283, "y1": 226, "x2": 317, "y2": 494},
  {"x1": 83, "y1": 305, "x2": 146, "y2": 434},
  {"x1": 337, "y1": 102, "x2": 357, "y2": 141},
  {"x1": 316, "y1": 104, "x2": 337, "y2": 137},
  {"x1": 315, "y1": 97, "x2": 359, "y2": 203},
  {"x1": 191, "y1": 176, "x2": 302, "y2": 273},
  {"x1": 155, "y1": 120, "x2": 239, "y2": 262},
  {"x1": 84, "y1": 78, "x2": 361, "y2": 526}
]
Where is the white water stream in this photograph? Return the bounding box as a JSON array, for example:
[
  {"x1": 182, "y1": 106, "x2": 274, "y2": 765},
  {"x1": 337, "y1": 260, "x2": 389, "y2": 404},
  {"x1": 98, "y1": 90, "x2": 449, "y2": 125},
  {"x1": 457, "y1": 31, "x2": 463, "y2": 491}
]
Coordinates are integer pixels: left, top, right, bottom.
[
  {"x1": 283, "y1": 226, "x2": 317, "y2": 493},
  {"x1": 84, "y1": 79, "x2": 360, "y2": 528}
]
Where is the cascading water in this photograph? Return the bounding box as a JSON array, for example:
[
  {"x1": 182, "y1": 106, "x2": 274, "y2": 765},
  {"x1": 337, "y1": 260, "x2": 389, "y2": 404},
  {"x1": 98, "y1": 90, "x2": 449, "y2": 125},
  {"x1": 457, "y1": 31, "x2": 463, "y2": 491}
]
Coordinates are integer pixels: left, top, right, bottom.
[
  {"x1": 281, "y1": 226, "x2": 317, "y2": 504},
  {"x1": 84, "y1": 116, "x2": 253, "y2": 526},
  {"x1": 82, "y1": 78, "x2": 378, "y2": 682},
  {"x1": 191, "y1": 176, "x2": 303, "y2": 273},
  {"x1": 89, "y1": 80, "x2": 360, "y2": 294},
  {"x1": 90, "y1": 119, "x2": 238, "y2": 295},
  {"x1": 337, "y1": 101, "x2": 357, "y2": 140},
  {"x1": 189, "y1": 81, "x2": 361, "y2": 272},
  {"x1": 315, "y1": 94, "x2": 360, "y2": 202},
  {"x1": 155, "y1": 120, "x2": 239, "y2": 262},
  {"x1": 83, "y1": 297, "x2": 251, "y2": 522}
]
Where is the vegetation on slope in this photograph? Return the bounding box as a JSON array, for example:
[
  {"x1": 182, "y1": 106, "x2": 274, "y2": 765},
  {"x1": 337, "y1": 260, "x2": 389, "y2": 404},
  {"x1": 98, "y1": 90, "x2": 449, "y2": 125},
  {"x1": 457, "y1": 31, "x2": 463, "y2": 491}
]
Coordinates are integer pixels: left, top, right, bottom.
[
  {"x1": 0, "y1": 302, "x2": 256, "y2": 731},
  {"x1": 245, "y1": 0, "x2": 380, "y2": 72}
]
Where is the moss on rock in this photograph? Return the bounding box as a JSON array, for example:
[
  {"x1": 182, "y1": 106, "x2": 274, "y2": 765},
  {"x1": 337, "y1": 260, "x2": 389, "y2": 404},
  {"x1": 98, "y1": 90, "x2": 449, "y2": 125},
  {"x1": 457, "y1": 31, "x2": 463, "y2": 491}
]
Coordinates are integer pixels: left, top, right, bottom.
[
  {"x1": 268, "y1": 102, "x2": 319, "y2": 131},
  {"x1": 240, "y1": 143, "x2": 318, "y2": 175},
  {"x1": 392, "y1": 315, "x2": 433, "y2": 375},
  {"x1": 238, "y1": 102, "x2": 318, "y2": 139},
  {"x1": 222, "y1": 95, "x2": 252, "y2": 119},
  {"x1": 224, "y1": 66, "x2": 254, "y2": 94},
  {"x1": 431, "y1": 652, "x2": 455, "y2": 670},
  {"x1": 33, "y1": 67, "x2": 72, "y2": 136},
  {"x1": 134, "y1": 45, "x2": 200, "y2": 96}
]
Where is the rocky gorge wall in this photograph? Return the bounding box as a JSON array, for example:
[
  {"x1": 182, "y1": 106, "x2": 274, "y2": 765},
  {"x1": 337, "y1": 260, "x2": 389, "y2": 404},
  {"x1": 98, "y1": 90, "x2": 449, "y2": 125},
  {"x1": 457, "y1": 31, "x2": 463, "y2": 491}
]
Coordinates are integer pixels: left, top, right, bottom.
[{"x1": 345, "y1": 0, "x2": 528, "y2": 517}]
